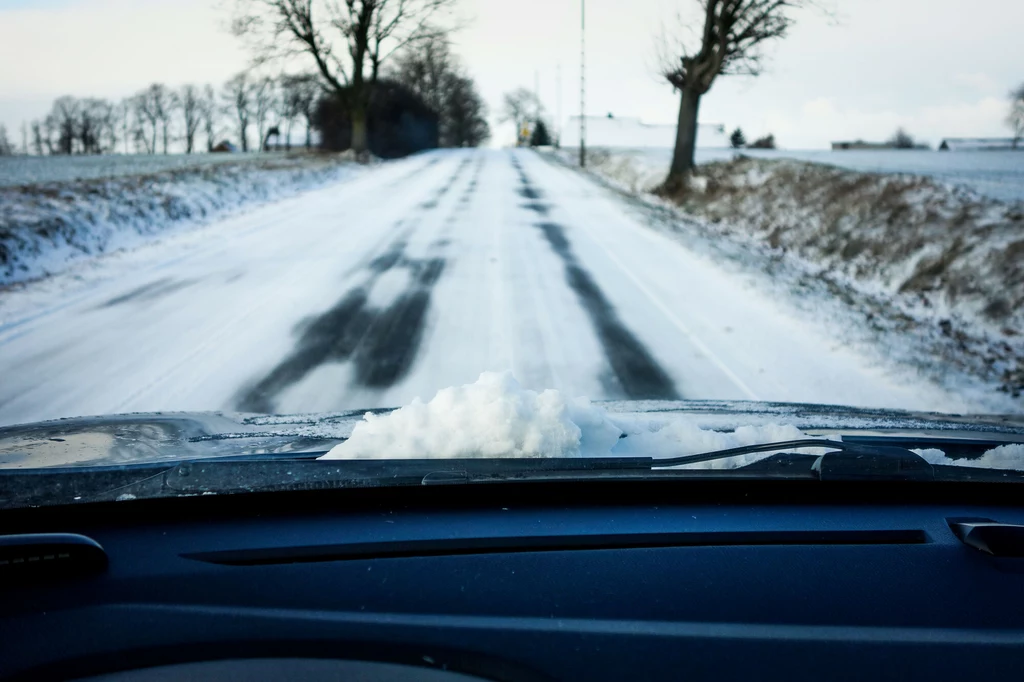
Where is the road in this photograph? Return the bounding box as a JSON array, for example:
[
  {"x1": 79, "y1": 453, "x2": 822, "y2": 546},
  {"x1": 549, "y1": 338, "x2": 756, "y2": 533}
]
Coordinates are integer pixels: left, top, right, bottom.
[{"x1": 0, "y1": 149, "x2": 967, "y2": 427}]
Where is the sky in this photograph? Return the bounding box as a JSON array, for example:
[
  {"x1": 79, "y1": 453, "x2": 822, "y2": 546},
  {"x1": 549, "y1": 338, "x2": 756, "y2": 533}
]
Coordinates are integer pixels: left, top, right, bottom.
[{"x1": 1, "y1": 0, "x2": 1022, "y2": 149}]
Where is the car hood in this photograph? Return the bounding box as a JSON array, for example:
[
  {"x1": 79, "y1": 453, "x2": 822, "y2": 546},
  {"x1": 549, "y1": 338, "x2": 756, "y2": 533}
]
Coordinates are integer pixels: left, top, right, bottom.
[{"x1": 2, "y1": 401, "x2": 1024, "y2": 470}]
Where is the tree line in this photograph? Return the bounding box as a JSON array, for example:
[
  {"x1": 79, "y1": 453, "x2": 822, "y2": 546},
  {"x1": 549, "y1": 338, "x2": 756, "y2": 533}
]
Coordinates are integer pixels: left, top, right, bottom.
[
  {"x1": 14, "y1": 73, "x2": 320, "y2": 157},
  {"x1": 3, "y1": 5, "x2": 489, "y2": 159}
]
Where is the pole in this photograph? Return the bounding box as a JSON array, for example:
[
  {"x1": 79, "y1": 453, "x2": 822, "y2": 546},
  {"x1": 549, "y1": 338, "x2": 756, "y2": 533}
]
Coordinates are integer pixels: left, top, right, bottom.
[
  {"x1": 535, "y1": 70, "x2": 541, "y2": 129},
  {"x1": 580, "y1": 0, "x2": 586, "y2": 168},
  {"x1": 556, "y1": 63, "x2": 562, "y2": 145}
]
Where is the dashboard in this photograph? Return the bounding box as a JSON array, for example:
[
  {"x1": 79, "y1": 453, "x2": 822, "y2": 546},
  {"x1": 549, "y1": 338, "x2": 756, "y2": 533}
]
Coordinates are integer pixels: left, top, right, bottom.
[{"x1": 2, "y1": 479, "x2": 1024, "y2": 681}]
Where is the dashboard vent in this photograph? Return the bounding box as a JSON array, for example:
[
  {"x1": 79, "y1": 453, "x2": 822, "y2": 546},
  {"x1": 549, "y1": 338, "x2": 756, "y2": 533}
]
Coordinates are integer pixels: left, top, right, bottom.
[
  {"x1": 183, "y1": 530, "x2": 927, "y2": 566},
  {"x1": 0, "y1": 533, "x2": 108, "y2": 584}
]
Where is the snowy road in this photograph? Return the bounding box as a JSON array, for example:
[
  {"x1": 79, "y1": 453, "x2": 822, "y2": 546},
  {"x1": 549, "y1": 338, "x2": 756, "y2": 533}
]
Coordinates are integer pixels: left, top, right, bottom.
[{"x1": 0, "y1": 149, "x2": 974, "y2": 426}]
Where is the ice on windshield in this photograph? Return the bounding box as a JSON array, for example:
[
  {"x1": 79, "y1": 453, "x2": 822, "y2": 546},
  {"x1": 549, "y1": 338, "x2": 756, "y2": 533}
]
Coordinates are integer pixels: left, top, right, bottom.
[{"x1": 321, "y1": 372, "x2": 829, "y2": 466}]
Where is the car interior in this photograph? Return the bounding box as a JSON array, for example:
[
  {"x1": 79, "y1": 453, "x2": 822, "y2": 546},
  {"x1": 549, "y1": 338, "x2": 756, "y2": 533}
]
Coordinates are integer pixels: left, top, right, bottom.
[{"x1": 3, "y1": 477, "x2": 1024, "y2": 681}]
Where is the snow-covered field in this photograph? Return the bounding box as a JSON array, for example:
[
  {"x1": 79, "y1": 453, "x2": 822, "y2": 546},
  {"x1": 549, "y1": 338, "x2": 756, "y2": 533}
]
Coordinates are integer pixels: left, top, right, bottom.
[
  {"x1": 0, "y1": 152, "x2": 298, "y2": 188},
  {"x1": 0, "y1": 148, "x2": 1016, "y2": 429},
  {"x1": 1, "y1": 154, "x2": 361, "y2": 284},
  {"x1": 588, "y1": 147, "x2": 1024, "y2": 204}
]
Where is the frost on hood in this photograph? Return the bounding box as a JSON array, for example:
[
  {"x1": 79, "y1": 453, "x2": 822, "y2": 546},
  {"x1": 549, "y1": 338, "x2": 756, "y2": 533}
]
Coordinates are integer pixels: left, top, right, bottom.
[{"x1": 320, "y1": 371, "x2": 828, "y2": 466}]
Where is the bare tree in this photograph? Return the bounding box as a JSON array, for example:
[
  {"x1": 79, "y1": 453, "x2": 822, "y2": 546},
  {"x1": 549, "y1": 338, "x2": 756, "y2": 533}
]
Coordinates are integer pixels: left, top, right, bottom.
[
  {"x1": 0, "y1": 125, "x2": 14, "y2": 156},
  {"x1": 31, "y1": 121, "x2": 45, "y2": 155},
  {"x1": 445, "y1": 75, "x2": 489, "y2": 147},
  {"x1": 78, "y1": 98, "x2": 115, "y2": 154},
  {"x1": 391, "y1": 34, "x2": 486, "y2": 147},
  {"x1": 280, "y1": 76, "x2": 304, "y2": 150},
  {"x1": 231, "y1": 0, "x2": 456, "y2": 155},
  {"x1": 1009, "y1": 83, "x2": 1024, "y2": 150},
  {"x1": 660, "y1": 0, "x2": 810, "y2": 183},
  {"x1": 252, "y1": 76, "x2": 279, "y2": 151},
  {"x1": 201, "y1": 85, "x2": 218, "y2": 151},
  {"x1": 49, "y1": 97, "x2": 80, "y2": 155},
  {"x1": 117, "y1": 99, "x2": 133, "y2": 154},
  {"x1": 134, "y1": 85, "x2": 169, "y2": 154},
  {"x1": 42, "y1": 114, "x2": 59, "y2": 155},
  {"x1": 97, "y1": 100, "x2": 119, "y2": 153},
  {"x1": 178, "y1": 85, "x2": 204, "y2": 154},
  {"x1": 393, "y1": 35, "x2": 451, "y2": 116},
  {"x1": 20, "y1": 122, "x2": 29, "y2": 155},
  {"x1": 500, "y1": 88, "x2": 540, "y2": 146},
  {"x1": 281, "y1": 74, "x2": 321, "y2": 149},
  {"x1": 155, "y1": 85, "x2": 175, "y2": 154},
  {"x1": 888, "y1": 127, "x2": 915, "y2": 150},
  {"x1": 223, "y1": 72, "x2": 253, "y2": 152}
]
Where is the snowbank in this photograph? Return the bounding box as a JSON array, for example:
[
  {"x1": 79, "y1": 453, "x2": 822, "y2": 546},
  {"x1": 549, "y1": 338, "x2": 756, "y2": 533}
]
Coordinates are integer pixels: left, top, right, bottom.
[
  {"x1": 662, "y1": 158, "x2": 1024, "y2": 336},
  {"x1": 0, "y1": 154, "x2": 359, "y2": 285},
  {"x1": 322, "y1": 371, "x2": 830, "y2": 465}
]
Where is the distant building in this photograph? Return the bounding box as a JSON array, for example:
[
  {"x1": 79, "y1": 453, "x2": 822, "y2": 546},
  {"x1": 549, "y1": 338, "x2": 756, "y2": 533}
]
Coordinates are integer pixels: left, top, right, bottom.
[
  {"x1": 561, "y1": 114, "x2": 727, "y2": 149},
  {"x1": 938, "y1": 138, "x2": 1020, "y2": 151}
]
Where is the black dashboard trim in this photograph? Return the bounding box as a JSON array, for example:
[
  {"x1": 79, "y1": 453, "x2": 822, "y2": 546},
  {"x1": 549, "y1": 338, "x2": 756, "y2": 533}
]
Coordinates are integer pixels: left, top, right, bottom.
[{"x1": 181, "y1": 529, "x2": 929, "y2": 566}]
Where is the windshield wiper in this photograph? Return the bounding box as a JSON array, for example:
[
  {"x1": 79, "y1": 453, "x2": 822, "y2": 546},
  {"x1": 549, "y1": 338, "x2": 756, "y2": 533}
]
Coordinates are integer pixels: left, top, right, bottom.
[
  {"x1": 652, "y1": 439, "x2": 933, "y2": 480},
  {"x1": 8, "y1": 438, "x2": 1022, "y2": 510}
]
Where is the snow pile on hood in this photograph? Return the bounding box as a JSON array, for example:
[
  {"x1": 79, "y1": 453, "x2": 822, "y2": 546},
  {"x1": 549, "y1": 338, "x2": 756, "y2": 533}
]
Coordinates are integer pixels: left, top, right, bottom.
[
  {"x1": 321, "y1": 372, "x2": 827, "y2": 464},
  {"x1": 914, "y1": 443, "x2": 1024, "y2": 471},
  {"x1": 322, "y1": 372, "x2": 621, "y2": 459}
]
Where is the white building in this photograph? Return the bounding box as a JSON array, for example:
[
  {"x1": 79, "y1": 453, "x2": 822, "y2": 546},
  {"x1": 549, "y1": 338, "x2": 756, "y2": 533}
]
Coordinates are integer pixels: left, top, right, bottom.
[
  {"x1": 560, "y1": 114, "x2": 727, "y2": 149},
  {"x1": 938, "y1": 138, "x2": 1020, "y2": 151}
]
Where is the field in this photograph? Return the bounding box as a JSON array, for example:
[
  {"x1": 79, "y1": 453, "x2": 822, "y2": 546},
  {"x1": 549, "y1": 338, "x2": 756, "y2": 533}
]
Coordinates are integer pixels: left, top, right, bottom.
[
  {"x1": 0, "y1": 152, "x2": 300, "y2": 188},
  {"x1": 589, "y1": 148, "x2": 1024, "y2": 204}
]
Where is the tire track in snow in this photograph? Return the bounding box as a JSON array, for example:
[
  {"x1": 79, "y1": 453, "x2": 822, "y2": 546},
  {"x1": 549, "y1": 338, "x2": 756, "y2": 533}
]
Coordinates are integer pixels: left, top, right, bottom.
[
  {"x1": 511, "y1": 154, "x2": 679, "y2": 400},
  {"x1": 236, "y1": 156, "x2": 474, "y2": 413}
]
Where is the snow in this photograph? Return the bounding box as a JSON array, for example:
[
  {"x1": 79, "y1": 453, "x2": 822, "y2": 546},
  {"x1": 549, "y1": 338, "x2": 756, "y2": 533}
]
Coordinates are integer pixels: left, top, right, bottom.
[
  {"x1": 915, "y1": 444, "x2": 1024, "y2": 471},
  {"x1": 0, "y1": 149, "x2": 1015, "y2": 430},
  {"x1": 322, "y1": 371, "x2": 620, "y2": 459},
  {"x1": 554, "y1": 147, "x2": 1024, "y2": 404},
  {"x1": 1, "y1": 154, "x2": 360, "y2": 285},
  {"x1": 0, "y1": 152, "x2": 290, "y2": 188},
  {"x1": 572, "y1": 147, "x2": 1024, "y2": 204},
  {"x1": 322, "y1": 371, "x2": 826, "y2": 465}
]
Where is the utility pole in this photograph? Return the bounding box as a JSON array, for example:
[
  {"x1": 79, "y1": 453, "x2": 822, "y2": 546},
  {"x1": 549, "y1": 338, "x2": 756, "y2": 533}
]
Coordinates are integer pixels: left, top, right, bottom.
[
  {"x1": 556, "y1": 63, "x2": 562, "y2": 145},
  {"x1": 579, "y1": 0, "x2": 586, "y2": 168},
  {"x1": 535, "y1": 70, "x2": 541, "y2": 124}
]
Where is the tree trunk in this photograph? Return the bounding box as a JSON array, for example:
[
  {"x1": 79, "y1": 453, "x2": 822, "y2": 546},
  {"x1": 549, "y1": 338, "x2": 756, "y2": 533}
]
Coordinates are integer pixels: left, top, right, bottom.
[
  {"x1": 666, "y1": 87, "x2": 702, "y2": 184},
  {"x1": 351, "y1": 105, "x2": 369, "y2": 155}
]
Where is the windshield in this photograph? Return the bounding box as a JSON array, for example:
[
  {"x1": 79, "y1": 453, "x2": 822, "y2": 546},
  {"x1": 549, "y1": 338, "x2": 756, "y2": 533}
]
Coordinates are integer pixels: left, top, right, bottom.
[{"x1": 1, "y1": 0, "x2": 1022, "y2": 487}]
